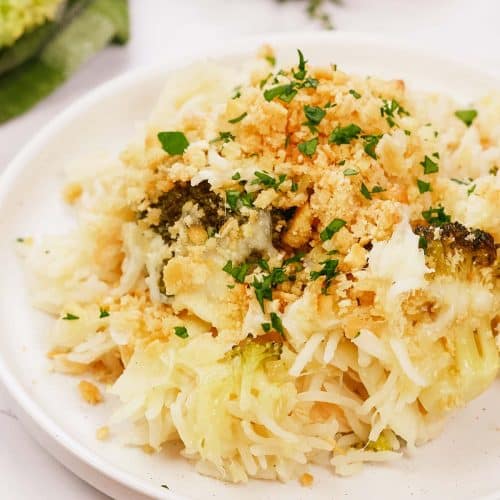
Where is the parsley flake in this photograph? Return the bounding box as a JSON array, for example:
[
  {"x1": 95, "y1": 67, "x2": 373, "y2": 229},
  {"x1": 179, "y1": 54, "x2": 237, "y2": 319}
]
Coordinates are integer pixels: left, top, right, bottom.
[
  {"x1": 174, "y1": 326, "x2": 188, "y2": 339},
  {"x1": 422, "y1": 206, "x2": 451, "y2": 226},
  {"x1": 343, "y1": 168, "x2": 358, "y2": 176},
  {"x1": 363, "y1": 134, "x2": 382, "y2": 159},
  {"x1": 304, "y1": 105, "x2": 326, "y2": 125},
  {"x1": 270, "y1": 312, "x2": 285, "y2": 336},
  {"x1": 210, "y1": 131, "x2": 235, "y2": 144},
  {"x1": 418, "y1": 236, "x2": 427, "y2": 250},
  {"x1": 157, "y1": 131, "x2": 189, "y2": 155},
  {"x1": 265, "y1": 55, "x2": 276, "y2": 67},
  {"x1": 99, "y1": 308, "x2": 110, "y2": 318},
  {"x1": 421, "y1": 155, "x2": 439, "y2": 174},
  {"x1": 349, "y1": 89, "x2": 361, "y2": 99},
  {"x1": 310, "y1": 259, "x2": 339, "y2": 293},
  {"x1": 329, "y1": 124, "x2": 362, "y2": 145},
  {"x1": 320, "y1": 218, "x2": 346, "y2": 241},
  {"x1": 455, "y1": 109, "x2": 477, "y2": 127},
  {"x1": 261, "y1": 322, "x2": 271, "y2": 332},
  {"x1": 467, "y1": 184, "x2": 476, "y2": 196},
  {"x1": 62, "y1": 313, "x2": 79, "y2": 320},
  {"x1": 231, "y1": 172, "x2": 241, "y2": 180},
  {"x1": 223, "y1": 260, "x2": 250, "y2": 283},
  {"x1": 417, "y1": 179, "x2": 432, "y2": 193},
  {"x1": 360, "y1": 183, "x2": 372, "y2": 200},
  {"x1": 263, "y1": 83, "x2": 297, "y2": 103},
  {"x1": 298, "y1": 137, "x2": 319, "y2": 157},
  {"x1": 294, "y1": 49, "x2": 307, "y2": 80},
  {"x1": 228, "y1": 112, "x2": 247, "y2": 124},
  {"x1": 252, "y1": 171, "x2": 286, "y2": 190},
  {"x1": 380, "y1": 99, "x2": 409, "y2": 127}
]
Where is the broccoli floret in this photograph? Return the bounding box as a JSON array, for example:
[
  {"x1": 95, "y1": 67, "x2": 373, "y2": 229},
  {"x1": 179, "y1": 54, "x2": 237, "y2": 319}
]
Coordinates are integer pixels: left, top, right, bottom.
[
  {"x1": 365, "y1": 429, "x2": 396, "y2": 452},
  {"x1": 230, "y1": 336, "x2": 283, "y2": 411},
  {"x1": 0, "y1": 0, "x2": 65, "y2": 48},
  {"x1": 414, "y1": 222, "x2": 496, "y2": 278},
  {"x1": 414, "y1": 222, "x2": 499, "y2": 412}
]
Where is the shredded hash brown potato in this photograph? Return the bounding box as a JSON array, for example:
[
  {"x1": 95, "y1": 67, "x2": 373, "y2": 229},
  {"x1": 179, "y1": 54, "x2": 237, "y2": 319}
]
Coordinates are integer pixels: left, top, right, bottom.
[{"x1": 20, "y1": 47, "x2": 499, "y2": 483}]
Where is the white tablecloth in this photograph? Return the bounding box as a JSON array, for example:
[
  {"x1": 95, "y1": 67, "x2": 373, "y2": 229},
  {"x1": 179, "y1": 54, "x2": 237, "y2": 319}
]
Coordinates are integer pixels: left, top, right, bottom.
[{"x1": 1, "y1": 1, "x2": 499, "y2": 498}]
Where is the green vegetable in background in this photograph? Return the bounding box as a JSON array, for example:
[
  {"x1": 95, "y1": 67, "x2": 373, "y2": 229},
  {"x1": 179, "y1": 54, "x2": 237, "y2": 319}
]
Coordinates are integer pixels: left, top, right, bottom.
[
  {"x1": 276, "y1": 0, "x2": 342, "y2": 29},
  {"x1": 0, "y1": 0, "x2": 129, "y2": 124},
  {"x1": 0, "y1": 0, "x2": 65, "y2": 48}
]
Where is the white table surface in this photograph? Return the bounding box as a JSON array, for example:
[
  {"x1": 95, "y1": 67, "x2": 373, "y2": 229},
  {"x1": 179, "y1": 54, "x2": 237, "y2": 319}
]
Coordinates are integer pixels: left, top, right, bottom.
[{"x1": 1, "y1": 1, "x2": 499, "y2": 498}]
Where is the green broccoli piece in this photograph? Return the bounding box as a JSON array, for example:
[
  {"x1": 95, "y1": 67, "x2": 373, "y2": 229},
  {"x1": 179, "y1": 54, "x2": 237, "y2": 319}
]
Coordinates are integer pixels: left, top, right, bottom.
[
  {"x1": 0, "y1": 0, "x2": 65, "y2": 48},
  {"x1": 414, "y1": 222, "x2": 499, "y2": 412},
  {"x1": 229, "y1": 336, "x2": 283, "y2": 411}
]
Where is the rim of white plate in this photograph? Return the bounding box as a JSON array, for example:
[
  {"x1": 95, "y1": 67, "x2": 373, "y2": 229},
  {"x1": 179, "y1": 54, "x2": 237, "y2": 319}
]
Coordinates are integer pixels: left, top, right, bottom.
[{"x1": 0, "y1": 31, "x2": 499, "y2": 500}]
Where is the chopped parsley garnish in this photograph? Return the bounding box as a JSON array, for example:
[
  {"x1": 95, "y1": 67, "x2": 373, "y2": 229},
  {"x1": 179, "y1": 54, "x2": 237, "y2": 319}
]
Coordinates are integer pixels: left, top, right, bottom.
[
  {"x1": 252, "y1": 171, "x2": 286, "y2": 190},
  {"x1": 265, "y1": 55, "x2": 276, "y2": 67},
  {"x1": 329, "y1": 124, "x2": 362, "y2": 145},
  {"x1": 489, "y1": 166, "x2": 498, "y2": 176},
  {"x1": 417, "y1": 179, "x2": 432, "y2": 193},
  {"x1": 467, "y1": 184, "x2": 476, "y2": 196},
  {"x1": 293, "y1": 49, "x2": 307, "y2": 80},
  {"x1": 232, "y1": 86, "x2": 242, "y2": 99},
  {"x1": 360, "y1": 182, "x2": 372, "y2": 200},
  {"x1": 432, "y1": 152, "x2": 440, "y2": 159},
  {"x1": 16, "y1": 237, "x2": 24, "y2": 242},
  {"x1": 259, "y1": 73, "x2": 272, "y2": 89},
  {"x1": 343, "y1": 167, "x2": 358, "y2": 176},
  {"x1": 252, "y1": 267, "x2": 288, "y2": 312},
  {"x1": 310, "y1": 259, "x2": 339, "y2": 293},
  {"x1": 231, "y1": 172, "x2": 241, "y2": 180},
  {"x1": 228, "y1": 112, "x2": 247, "y2": 124},
  {"x1": 291, "y1": 181, "x2": 299, "y2": 192},
  {"x1": 62, "y1": 313, "x2": 79, "y2": 320},
  {"x1": 226, "y1": 190, "x2": 241, "y2": 211},
  {"x1": 283, "y1": 252, "x2": 305, "y2": 266},
  {"x1": 263, "y1": 83, "x2": 297, "y2": 103},
  {"x1": 157, "y1": 131, "x2": 189, "y2": 155},
  {"x1": 304, "y1": 105, "x2": 326, "y2": 125},
  {"x1": 422, "y1": 206, "x2": 451, "y2": 226},
  {"x1": 298, "y1": 137, "x2": 318, "y2": 156},
  {"x1": 450, "y1": 177, "x2": 469, "y2": 185},
  {"x1": 223, "y1": 260, "x2": 250, "y2": 283},
  {"x1": 299, "y1": 77, "x2": 318, "y2": 89},
  {"x1": 161, "y1": 484, "x2": 170, "y2": 490},
  {"x1": 349, "y1": 89, "x2": 361, "y2": 99},
  {"x1": 380, "y1": 99, "x2": 409, "y2": 127},
  {"x1": 360, "y1": 183, "x2": 385, "y2": 200},
  {"x1": 320, "y1": 218, "x2": 346, "y2": 241},
  {"x1": 404, "y1": 130, "x2": 411, "y2": 136},
  {"x1": 270, "y1": 312, "x2": 285, "y2": 335},
  {"x1": 455, "y1": 109, "x2": 477, "y2": 127},
  {"x1": 99, "y1": 308, "x2": 110, "y2": 318},
  {"x1": 420, "y1": 155, "x2": 439, "y2": 174},
  {"x1": 214, "y1": 131, "x2": 235, "y2": 143},
  {"x1": 363, "y1": 134, "x2": 382, "y2": 159},
  {"x1": 418, "y1": 236, "x2": 427, "y2": 250},
  {"x1": 258, "y1": 259, "x2": 271, "y2": 272},
  {"x1": 261, "y1": 322, "x2": 271, "y2": 332},
  {"x1": 174, "y1": 326, "x2": 188, "y2": 339}
]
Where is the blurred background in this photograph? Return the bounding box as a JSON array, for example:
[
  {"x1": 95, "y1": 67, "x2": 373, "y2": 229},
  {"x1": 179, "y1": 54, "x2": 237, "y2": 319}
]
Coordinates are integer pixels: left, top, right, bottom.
[{"x1": 0, "y1": 0, "x2": 499, "y2": 498}]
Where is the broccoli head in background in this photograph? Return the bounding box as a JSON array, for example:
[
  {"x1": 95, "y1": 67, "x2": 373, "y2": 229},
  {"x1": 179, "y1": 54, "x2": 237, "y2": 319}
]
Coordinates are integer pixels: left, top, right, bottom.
[
  {"x1": 0, "y1": 0, "x2": 65, "y2": 48},
  {"x1": 414, "y1": 222, "x2": 499, "y2": 413}
]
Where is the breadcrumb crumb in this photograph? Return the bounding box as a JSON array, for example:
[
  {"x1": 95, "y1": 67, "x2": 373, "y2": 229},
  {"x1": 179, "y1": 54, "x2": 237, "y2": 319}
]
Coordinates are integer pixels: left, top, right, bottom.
[
  {"x1": 78, "y1": 380, "x2": 102, "y2": 405},
  {"x1": 96, "y1": 426, "x2": 109, "y2": 440},
  {"x1": 299, "y1": 472, "x2": 314, "y2": 487}
]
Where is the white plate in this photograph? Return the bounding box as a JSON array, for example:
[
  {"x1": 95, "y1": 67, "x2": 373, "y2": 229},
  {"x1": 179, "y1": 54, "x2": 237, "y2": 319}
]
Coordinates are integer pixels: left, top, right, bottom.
[{"x1": 0, "y1": 32, "x2": 499, "y2": 500}]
